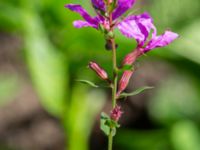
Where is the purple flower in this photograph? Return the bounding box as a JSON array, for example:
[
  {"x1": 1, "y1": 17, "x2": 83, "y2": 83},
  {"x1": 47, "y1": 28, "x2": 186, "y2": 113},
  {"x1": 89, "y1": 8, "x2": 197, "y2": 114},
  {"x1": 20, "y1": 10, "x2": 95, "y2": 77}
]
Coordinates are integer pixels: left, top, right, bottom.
[
  {"x1": 117, "y1": 12, "x2": 179, "y2": 53},
  {"x1": 92, "y1": 0, "x2": 106, "y2": 11},
  {"x1": 112, "y1": 0, "x2": 136, "y2": 20},
  {"x1": 65, "y1": 0, "x2": 135, "y2": 29},
  {"x1": 65, "y1": 4, "x2": 100, "y2": 28}
]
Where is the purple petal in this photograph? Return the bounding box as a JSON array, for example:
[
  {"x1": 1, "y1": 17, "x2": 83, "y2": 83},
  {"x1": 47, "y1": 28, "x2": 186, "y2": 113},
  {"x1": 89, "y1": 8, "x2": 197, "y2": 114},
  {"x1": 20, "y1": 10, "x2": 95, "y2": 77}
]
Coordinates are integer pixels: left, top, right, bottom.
[
  {"x1": 65, "y1": 4, "x2": 99, "y2": 28},
  {"x1": 117, "y1": 12, "x2": 156, "y2": 46},
  {"x1": 91, "y1": 0, "x2": 105, "y2": 11},
  {"x1": 112, "y1": 0, "x2": 135, "y2": 20},
  {"x1": 144, "y1": 30, "x2": 179, "y2": 52},
  {"x1": 73, "y1": 20, "x2": 98, "y2": 28}
]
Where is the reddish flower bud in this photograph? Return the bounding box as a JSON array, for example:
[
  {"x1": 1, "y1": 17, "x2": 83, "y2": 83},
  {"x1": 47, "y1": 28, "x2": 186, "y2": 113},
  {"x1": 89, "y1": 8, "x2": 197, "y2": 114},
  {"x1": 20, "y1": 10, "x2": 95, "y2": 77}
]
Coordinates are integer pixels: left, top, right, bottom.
[
  {"x1": 89, "y1": 61, "x2": 108, "y2": 80},
  {"x1": 117, "y1": 70, "x2": 133, "y2": 97},
  {"x1": 102, "y1": 20, "x2": 110, "y2": 31},
  {"x1": 110, "y1": 105, "x2": 123, "y2": 122},
  {"x1": 122, "y1": 49, "x2": 142, "y2": 65},
  {"x1": 108, "y1": 0, "x2": 113, "y2": 5}
]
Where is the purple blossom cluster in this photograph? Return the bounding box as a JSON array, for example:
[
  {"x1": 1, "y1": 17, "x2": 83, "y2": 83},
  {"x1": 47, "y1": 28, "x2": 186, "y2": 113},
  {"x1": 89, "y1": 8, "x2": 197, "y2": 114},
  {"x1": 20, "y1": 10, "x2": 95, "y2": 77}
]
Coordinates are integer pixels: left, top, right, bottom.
[{"x1": 65, "y1": 0, "x2": 178, "y2": 121}]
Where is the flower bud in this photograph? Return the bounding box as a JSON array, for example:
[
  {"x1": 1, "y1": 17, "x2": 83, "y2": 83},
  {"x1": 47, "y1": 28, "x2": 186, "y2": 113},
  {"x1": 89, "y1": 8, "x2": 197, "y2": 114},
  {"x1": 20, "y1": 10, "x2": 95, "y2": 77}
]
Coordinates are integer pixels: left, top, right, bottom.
[
  {"x1": 89, "y1": 61, "x2": 108, "y2": 80},
  {"x1": 108, "y1": 0, "x2": 113, "y2": 4},
  {"x1": 117, "y1": 70, "x2": 133, "y2": 97},
  {"x1": 110, "y1": 105, "x2": 123, "y2": 122},
  {"x1": 102, "y1": 20, "x2": 110, "y2": 31},
  {"x1": 122, "y1": 49, "x2": 142, "y2": 65}
]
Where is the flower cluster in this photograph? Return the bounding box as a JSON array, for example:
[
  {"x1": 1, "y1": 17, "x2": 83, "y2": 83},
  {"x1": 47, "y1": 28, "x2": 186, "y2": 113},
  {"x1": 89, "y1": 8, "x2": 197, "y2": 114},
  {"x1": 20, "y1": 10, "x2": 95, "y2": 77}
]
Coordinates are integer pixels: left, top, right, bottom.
[
  {"x1": 65, "y1": 0, "x2": 178, "y2": 120},
  {"x1": 65, "y1": 0, "x2": 135, "y2": 30},
  {"x1": 110, "y1": 105, "x2": 123, "y2": 122}
]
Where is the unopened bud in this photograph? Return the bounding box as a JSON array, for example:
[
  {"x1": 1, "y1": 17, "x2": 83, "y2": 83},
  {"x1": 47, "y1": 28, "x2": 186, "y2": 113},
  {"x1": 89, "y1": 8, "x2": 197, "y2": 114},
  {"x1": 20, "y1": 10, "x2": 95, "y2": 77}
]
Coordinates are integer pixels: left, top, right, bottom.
[
  {"x1": 117, "y1": 70, "x2": 133, "y2": 97},
  {"x1": 104, "y1": 0, "x2": 113, "y2": 5},
  {"x1": 108, "y1": 0, "x2": 113, "y2": 4},
  {"x1": 89, "y1": 61, "x2": 108, "y2": 80},
  {"x1": 102, "y1": 20, "x2": 110, "y2": 31},
  {"x1": 122, "y1": 49, "x2": 142, "y2": 65},
  {"x1": 110, "y1": 105, "x2": 123, "y2": 122}
]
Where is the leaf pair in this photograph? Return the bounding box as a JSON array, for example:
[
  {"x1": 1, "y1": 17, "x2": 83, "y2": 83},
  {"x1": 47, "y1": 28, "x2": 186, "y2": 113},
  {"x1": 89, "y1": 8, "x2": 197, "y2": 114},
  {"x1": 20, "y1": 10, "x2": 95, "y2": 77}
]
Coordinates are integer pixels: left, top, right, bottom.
[{"x1": 100, "y1": 112, "x2": 120, "y2": 136}]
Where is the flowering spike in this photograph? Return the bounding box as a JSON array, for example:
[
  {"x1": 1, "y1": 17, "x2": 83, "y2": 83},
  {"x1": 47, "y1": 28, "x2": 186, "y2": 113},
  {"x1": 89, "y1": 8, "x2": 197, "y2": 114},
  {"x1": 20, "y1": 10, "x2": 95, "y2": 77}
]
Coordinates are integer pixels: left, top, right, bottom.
[
  {"x1": 89, "y1": 61, "x2": 108, "y2": 80},
  {"x1": 110, "y1": 105, "x2": 123, "y2": 122},
  {"x1": 117, "y1": 70, "x2": 133, "y2": 97}
]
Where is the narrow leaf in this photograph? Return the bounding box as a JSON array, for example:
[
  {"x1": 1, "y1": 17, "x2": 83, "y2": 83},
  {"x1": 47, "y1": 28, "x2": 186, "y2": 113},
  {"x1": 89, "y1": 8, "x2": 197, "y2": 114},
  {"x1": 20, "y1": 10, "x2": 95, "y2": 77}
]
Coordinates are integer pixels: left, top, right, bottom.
[
  {"x1": 76, "y1": 79, "x2": 99, "y2": 88},
  {"x1": 120, "y1": 86, "x2": 154, "y2": 98},
  {"x1": 100, "y1": 112, "x2": 110, "y2": 136}
]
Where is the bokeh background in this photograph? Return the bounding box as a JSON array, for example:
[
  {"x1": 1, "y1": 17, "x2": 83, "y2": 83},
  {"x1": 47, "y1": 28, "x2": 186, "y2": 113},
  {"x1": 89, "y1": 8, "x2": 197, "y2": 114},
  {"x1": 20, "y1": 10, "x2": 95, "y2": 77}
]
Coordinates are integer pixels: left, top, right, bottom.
[{"x1": 0, "y1": 0, "x2": 200, "y2": 150}]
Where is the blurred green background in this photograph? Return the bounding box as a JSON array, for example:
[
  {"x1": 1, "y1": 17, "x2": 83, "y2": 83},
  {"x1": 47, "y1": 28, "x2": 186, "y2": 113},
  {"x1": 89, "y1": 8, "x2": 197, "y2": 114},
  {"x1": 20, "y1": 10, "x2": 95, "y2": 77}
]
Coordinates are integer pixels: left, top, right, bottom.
[{"x1": 0, "y1": 0, "x2": 200, "y2": 150}]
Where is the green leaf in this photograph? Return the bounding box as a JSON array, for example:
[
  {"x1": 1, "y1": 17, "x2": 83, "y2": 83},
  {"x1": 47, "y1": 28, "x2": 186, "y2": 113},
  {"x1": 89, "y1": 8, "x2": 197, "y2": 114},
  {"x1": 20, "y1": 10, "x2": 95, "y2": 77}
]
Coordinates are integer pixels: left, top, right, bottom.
[
  {"x1": 111, "y1": 127, "x2": 117, "y2": 136},
  {"x1": 100, "y1": 112, "x2": 120, "y2": 136},
  {"x1": 171, "y1": 121, "x2": 200, "y2": 150},
  {"x1": 76, "y1": 79, "x2": 99, "y2": 88},
  {"x1": 100, "y1": 112, "x2": 110, "y2": 136},
  {"x1": 67, "y1": 86, "x2": 106, "y2": 150},
  {"x1": 101, "y1": 112, "x2": 110, "y2": 119},
  {"x1": 120, "y1": 86, "x2": 154, "y2": 98}
]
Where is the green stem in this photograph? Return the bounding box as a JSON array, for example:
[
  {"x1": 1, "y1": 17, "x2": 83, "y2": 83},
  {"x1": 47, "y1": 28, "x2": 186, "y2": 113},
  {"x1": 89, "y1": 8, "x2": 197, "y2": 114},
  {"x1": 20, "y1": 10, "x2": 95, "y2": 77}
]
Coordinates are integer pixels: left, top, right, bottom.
[
  {"x1": 112, "y1": 75, "x2": 118, "y2": 108},
  {"x1": 109, "y1": 38, "x2": 118, "y2": 150},
  {"x1": 107, "y1": 8, "x2": 118, "y2": 150},
  {"x1": 111, "y1": 38, "x2": 118, "y2": 109},
  {"x1": 108, "y1": 128, "x2": 113, "y2": 150}
]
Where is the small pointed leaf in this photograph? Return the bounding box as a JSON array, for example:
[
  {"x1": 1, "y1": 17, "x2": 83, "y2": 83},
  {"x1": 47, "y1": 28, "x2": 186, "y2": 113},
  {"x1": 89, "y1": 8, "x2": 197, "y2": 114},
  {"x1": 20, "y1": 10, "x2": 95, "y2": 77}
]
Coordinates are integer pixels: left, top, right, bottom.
[
  {"x1": 111, "y1": 127, "x2": 117, "y2": 136},
  {"x1": 120, "y1": 86, "x2": 154, "y2": 98},
  {"x1": 76, "y1": 79, "x2": 99, "y2": 88},
  {"x1": 100, "y1": 112, "x2": 110, "y2": 136}
]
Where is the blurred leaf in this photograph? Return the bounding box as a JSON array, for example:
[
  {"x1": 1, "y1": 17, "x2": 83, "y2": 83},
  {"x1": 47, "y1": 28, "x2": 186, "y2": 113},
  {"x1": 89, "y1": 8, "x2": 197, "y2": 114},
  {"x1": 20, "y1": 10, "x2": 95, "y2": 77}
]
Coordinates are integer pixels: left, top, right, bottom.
[
  {"x1": 21, "y1": 2, "x2": 68, "y2": 117},
  {"x1": 67, "y1": 85, "x2": 106, "y2": 150},
  {"x1": 0, "y1": 2, "x2": 22, "y2": 30},
  {"x1": 149, "y1": 75, "x2": 200, "y2": 125},
  {"x1": 120, "y1": 86, "x2": 154, "y2": 98},
  {"x1": 115, "y1": 129, "x2": 170, "y2": 150},
  {"x1": 171, "y1": 120, "x2": 200, "y2": 150},
  {"x1": 149, "y1": 0, "x2": 200, "y2": 29},
  {"x1": 170, "y1": 20, "x2": 200, "y2": 65},
  {"x1": 76, "y1": 79, "x2": 99, "y2": 88}
]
